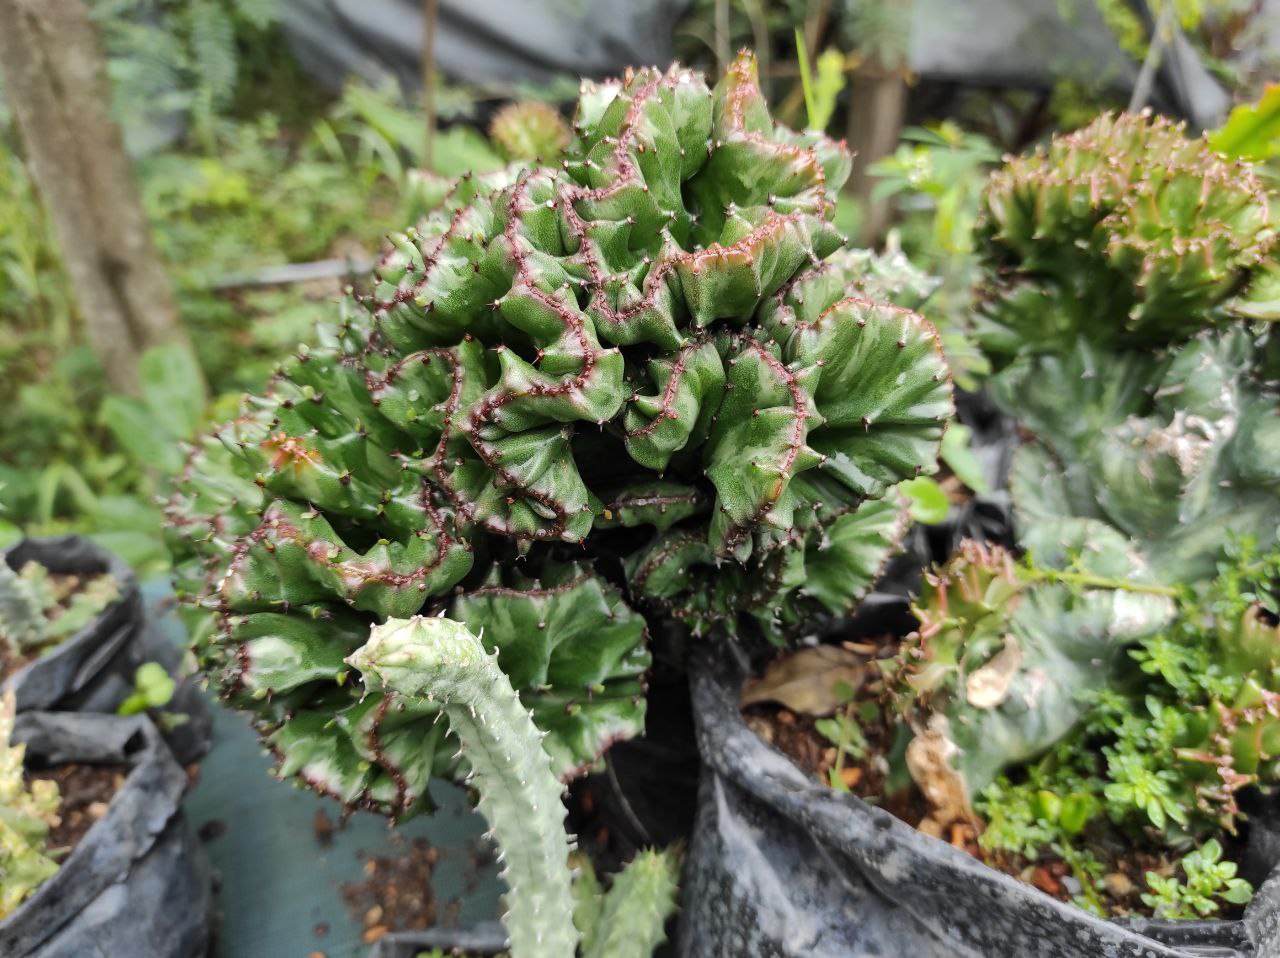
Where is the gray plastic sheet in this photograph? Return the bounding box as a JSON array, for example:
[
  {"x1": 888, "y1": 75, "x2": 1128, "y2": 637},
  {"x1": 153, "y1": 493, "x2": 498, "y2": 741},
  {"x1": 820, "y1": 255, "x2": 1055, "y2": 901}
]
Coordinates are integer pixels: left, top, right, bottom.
[{"x1": 0, "y1": 712, "x2": 212, "y2": 958}]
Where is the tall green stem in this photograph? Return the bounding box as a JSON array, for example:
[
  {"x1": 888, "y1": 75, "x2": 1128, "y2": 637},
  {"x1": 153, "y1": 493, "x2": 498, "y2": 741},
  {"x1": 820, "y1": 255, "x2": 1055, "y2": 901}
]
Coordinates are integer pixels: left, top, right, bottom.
[{"x1": 348, "y1": 616, "x2": 578, "y2": 958}]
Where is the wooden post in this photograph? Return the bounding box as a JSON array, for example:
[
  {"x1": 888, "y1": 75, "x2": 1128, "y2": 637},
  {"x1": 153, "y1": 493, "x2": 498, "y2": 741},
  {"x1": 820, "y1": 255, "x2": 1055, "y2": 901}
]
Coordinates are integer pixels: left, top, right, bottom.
[
  {"x1": 0, "y1": 0, "x2": 199, "y2": 395},
  {"x1": 422, "y1": 0, "x2": 440, "y2": 170},
  {"x1": 845, "y1": 54, "x2": 909, "y2": 247}
]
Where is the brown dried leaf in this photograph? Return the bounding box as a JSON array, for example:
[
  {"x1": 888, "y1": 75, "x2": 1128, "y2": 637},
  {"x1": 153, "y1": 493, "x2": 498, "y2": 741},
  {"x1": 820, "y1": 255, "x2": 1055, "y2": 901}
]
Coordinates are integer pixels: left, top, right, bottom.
[
  {"x1": 906, "y1": 720, "x2": 973, "y2": 832},
  {"x1": 964, "y1": 635, "x2": 1022, "y2": 709},
  {"x1": 740, "y1": 645, "x2": 865, "y2": 716}
]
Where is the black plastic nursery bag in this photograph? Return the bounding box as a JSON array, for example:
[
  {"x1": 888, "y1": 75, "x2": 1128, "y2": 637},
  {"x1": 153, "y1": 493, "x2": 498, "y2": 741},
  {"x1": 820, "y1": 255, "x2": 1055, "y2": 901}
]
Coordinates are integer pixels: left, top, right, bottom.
[
  {"x1": 679, "y1": 642, "x2": 1280, "y2": 958},
  {"x1": 0, "y1": 711, "x2": 213, "y2": 958}
]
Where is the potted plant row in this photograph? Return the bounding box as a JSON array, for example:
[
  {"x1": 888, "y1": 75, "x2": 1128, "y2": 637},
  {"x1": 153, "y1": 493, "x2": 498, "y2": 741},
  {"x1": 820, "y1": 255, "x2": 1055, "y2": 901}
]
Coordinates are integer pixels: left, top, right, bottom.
[{"x1": 0, "y1": 692, "x2": 212, "y2": 956}]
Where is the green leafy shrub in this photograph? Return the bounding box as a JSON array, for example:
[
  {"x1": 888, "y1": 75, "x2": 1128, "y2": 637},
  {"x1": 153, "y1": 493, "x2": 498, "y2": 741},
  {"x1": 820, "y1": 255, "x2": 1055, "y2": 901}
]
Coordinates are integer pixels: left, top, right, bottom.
[
  {"x1": 1142, "y1": 838, "x2": 1253, "y2": 920},
  {"x1": 165, "y1": 52, "x2": 953, "y2": 827}
]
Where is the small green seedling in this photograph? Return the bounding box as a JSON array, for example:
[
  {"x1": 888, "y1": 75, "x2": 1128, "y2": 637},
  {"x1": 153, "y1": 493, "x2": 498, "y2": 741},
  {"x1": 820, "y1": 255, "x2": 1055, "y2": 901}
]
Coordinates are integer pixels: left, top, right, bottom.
[{"x1": 1142, "y1": 839, "x2": 1253, "y2": 920}]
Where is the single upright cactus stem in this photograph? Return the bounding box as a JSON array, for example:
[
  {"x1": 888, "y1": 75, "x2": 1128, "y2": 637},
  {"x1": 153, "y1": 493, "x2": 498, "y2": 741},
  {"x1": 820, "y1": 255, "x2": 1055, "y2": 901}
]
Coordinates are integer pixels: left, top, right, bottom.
[{"x1": 348, "y1": 616, "x2": 578, "y2": 958}]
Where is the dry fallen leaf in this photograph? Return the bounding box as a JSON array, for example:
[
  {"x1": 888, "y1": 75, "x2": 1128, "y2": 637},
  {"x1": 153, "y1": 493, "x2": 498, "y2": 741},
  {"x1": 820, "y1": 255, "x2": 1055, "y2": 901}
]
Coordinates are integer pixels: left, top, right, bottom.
[
  {"x1": 906, "y1": 720, "x2": 973, "y2": 834},
  {"x1": 740, "y1": 645, "x2": 866, "y2": 716},
  {"x1": 965, "y1": 634, "x2": 1022, "y2": 709}
]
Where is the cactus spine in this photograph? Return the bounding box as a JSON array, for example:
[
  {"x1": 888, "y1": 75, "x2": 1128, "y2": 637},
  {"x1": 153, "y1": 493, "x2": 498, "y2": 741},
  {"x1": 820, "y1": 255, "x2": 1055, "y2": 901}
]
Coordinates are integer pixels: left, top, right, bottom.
[{"x1": 348, "y1": 616, "x2": 577, "y2": 958}]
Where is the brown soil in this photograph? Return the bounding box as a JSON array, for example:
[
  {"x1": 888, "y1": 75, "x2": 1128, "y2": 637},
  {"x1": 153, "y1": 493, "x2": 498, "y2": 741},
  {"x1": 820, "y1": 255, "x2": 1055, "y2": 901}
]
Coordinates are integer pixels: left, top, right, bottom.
[
  {"x1": 743, "y1": 644, "x2": 1188, "y2": 919},
  {"x1": 342, "y1": 835, "x2": 440, "y2": 944},
  {"x1": 0, "y1": 646, "x2": 40, "y2": 685},
  {"x1": 26, "y1": 763, "x2": 127, "y2": 855}
]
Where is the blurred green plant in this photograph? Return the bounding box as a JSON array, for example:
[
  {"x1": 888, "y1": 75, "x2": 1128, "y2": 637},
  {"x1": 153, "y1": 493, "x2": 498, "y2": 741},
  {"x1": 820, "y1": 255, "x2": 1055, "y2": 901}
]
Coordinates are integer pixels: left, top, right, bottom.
[
  {"x1": 1, "y1": 49, "x2": 523, "y2": 569},
  {"x1": 93, "y1": 0, "x2": 281, "y2": 150},
  {"x1": 869, "y1": 122, "x2": 1001, "y2": 389},
  {"x1": 116, "y1": 661, "x2": 178, "y2": 715}
]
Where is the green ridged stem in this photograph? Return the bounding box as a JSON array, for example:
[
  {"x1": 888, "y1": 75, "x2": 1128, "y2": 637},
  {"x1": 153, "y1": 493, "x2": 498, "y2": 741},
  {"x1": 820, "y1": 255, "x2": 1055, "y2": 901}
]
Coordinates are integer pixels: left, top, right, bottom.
[
  {"x1": 582, "y1": 848, "x2": 681, "y2": 958},
  {"x1": 347, "y1": 616, "x2": 577, "y2": 958}
]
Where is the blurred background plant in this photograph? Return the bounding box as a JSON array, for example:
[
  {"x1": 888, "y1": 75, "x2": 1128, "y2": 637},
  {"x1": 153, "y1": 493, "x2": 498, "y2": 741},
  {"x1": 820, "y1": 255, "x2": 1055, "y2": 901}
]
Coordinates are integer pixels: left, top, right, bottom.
[
  {"x1": 0, "y1": 3, "x2": 529, "y2": 572},
  {"x1": 1, "y1": 0, "x2": 1276, "y2": 573}
]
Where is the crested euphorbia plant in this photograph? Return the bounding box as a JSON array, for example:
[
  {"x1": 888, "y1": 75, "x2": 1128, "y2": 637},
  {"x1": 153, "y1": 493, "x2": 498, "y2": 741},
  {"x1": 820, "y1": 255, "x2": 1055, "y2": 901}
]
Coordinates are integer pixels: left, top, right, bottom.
[
  {"x1": 975, "y1": 111, "x2": 1279, "y2": 580},
  {"x1": 166, "y1": 52, "x2": 953, "y2": 823}
]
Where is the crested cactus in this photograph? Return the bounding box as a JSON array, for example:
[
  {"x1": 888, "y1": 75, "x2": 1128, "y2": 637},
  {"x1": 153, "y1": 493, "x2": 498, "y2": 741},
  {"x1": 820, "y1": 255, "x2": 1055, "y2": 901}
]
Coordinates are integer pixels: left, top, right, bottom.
[
  {"x1": 883, "y1": 520, "x2": 1175, "y2": 820},
  {"x1": 0, "y1": 692, "x2": 60, "y2": 920},
  {"x1": 978, "y1": 111, "x2": 1275, "y2": 359},
  {"x1": 165, "y1": 51, "x2": 953, "y2": 819},
  {"x1": 974, "y1": 112, "x2": 1280, "y2": 580}
]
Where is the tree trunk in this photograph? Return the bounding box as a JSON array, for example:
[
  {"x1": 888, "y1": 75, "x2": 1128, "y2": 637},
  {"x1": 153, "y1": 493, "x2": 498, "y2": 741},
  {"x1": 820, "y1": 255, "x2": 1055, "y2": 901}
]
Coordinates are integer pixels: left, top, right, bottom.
[
  {"x1": 0, "y1": 0, "x2": 199, "y2": 395},
  {"x1": 845, "y1": 56, "x2": 908, "y2": 247}
]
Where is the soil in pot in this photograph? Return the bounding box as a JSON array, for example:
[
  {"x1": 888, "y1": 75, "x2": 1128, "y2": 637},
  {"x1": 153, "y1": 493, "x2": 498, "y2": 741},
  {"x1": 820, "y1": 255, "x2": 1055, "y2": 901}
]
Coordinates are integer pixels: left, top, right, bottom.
[
  {"x1": 342, "y1": 835, "x2": 444, "y2": 945},
  {"x1": 741, "y1": 637, "x2": 1246, "y2": 922},
  {"x1": 26, "y1": 762, "x2": 128, "y2": 855}
]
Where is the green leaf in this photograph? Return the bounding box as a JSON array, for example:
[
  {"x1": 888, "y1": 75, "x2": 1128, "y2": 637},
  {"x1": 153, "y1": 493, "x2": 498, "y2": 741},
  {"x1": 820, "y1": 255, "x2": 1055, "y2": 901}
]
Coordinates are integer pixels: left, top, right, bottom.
[
  {"x1": 101, "y1": 395, "x2": 185, "y2": 476},
  {"x1": 1210, "y1": 85, "x2": 1280, "y2": 160},
  {"x1": 940, "y1": 423, "x2": 990, "y2": 494},
  {"x1": 138, "y1": 342, "x2": 206, "y2": 442},
  {"x1": 900, "y1": 476, "x2": 949, "y2": 524}
]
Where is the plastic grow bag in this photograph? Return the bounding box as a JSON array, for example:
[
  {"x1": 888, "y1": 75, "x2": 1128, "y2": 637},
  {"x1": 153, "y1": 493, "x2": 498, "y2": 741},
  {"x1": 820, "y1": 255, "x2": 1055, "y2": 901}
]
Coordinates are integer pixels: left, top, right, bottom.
[
  {"x1": 679, "y1": 639, "x2": 1280, "y2": 957},
  {"x1": 0, "y1": 711, "x2": 213, "y2": 958},
  {"x1": 2, "y1": 537, "x2": 211, "y2": 763},
  {"x1": 279, "y1": 0, "x2": 689, "y2": 94},
  {"x1": 3, "y1": 536, "x2": 144, "y2": 712}
]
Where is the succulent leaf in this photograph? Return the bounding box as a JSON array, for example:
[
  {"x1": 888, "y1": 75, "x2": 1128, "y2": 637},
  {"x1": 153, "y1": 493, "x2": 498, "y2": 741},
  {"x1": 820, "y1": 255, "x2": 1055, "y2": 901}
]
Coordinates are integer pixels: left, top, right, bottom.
[{"x1": 886, "y1": 521, "x2": 1175, "y2": 803}]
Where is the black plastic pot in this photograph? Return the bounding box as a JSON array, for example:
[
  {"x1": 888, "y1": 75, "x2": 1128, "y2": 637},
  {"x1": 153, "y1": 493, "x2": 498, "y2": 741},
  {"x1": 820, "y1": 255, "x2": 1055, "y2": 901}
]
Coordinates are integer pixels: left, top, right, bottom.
[
  {"x1": 0, "y1": 711, "x2": 213, "y2": 957},
  {"x1": 366, "y1": 922, "x2": 509, "y2": 957},
  {"x1": 3, "y1": 536, "x2": 143, "y2": 712},
  {"x1": 3, "y1": 536, "x2": 211, "y2": 763},
  {"x1": 679, "y1": 639, "x2": 1280, "y2": 957}
]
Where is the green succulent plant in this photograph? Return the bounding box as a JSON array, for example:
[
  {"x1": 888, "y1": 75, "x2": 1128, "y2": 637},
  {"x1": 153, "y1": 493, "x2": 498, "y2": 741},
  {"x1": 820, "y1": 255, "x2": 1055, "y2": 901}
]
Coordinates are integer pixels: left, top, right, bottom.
[
  {"x1": 883, "y1": 521, "x2": 1175, "y2": 814},
  {"x1": 0, "y1": 691, "x2": 60, "y2": 920},
  {"x1": 974, "y1": 111, "x2": 1280, "y2": 581},
  {"x1": 350, "y1": 615, "x2": 679, "y2": 958},
  {"x1": 977, "y1": 111, "x2": 1277, "y2": 359},
  {"x1": 489, "y1": 101, "x2": 572, "y2": 163},
  {"x1": 165, "y1": 52, "x2": 953, "y2": 820},
  {"x1": 0, "y1": 561, "x2": 120, "y2": 656}
]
